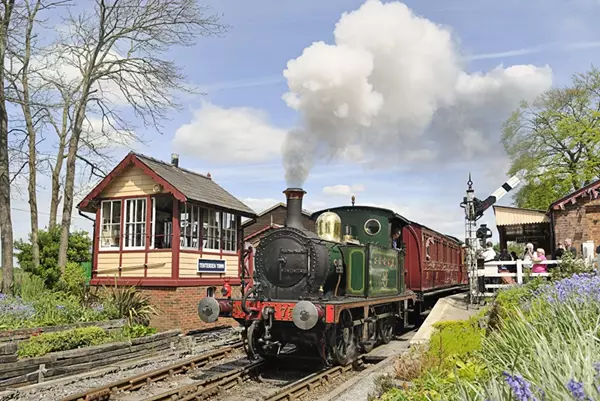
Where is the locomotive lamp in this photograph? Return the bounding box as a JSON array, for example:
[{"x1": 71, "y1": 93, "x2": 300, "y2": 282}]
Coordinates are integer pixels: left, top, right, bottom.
[{"x1": 291, "y1": 301, "x2": 324, "y2": 330}]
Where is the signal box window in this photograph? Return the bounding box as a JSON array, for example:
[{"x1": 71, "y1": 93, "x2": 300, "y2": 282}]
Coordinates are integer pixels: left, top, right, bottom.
[{"x1": 100, "y1": 200, "x2": 122, "y2": 249}]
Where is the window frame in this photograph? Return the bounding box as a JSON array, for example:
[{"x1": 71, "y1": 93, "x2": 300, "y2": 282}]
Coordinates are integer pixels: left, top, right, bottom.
[
  {"x1": 123, "y1": 197, "x2": 148, "y2": 250},
  {"x1": 99, "y1": 199, "x2": 122, "y2": 251}
]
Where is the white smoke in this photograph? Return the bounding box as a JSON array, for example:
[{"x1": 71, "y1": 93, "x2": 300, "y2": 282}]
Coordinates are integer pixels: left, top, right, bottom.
[{"x1": 281, "y1": 0, "x2": 553, "y2": 186}]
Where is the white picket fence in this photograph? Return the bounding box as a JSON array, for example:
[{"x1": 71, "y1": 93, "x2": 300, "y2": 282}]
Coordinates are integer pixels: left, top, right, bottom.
[{"x1": 477, "y1": 260, "x2": 555, "y2": 297}]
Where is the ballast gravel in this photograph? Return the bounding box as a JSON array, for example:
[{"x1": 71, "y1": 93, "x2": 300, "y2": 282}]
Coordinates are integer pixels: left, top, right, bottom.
[{"x1": 0, "y1": 327, "x2": 240, "y2": 401}]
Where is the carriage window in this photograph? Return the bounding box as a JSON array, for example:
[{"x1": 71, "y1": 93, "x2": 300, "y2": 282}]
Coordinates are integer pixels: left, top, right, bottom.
[{"x1": 364, "y1": 219, "x2": 381, "y2": 235}]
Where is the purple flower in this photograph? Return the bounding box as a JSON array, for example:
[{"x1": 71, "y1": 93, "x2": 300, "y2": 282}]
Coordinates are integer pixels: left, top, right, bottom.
[
  {"x1": 56, "y1": 305, "x2": 65, "y2": 310},
  {"x1": 503, "y1": 372, "x2": 541, "y2": 401},
  {"x1": 566, "y1": 379, "x2": 587, "y2": 400}
]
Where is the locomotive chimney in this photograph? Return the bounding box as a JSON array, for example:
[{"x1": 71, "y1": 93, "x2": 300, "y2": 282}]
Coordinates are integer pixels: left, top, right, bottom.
[{"x1": 283, "y1": 188, "x2": 306, "y2": 230}]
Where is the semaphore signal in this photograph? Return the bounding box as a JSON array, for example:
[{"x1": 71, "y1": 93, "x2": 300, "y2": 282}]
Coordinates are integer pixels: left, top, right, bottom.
[{"x1": 460, "y1": 173, "x2": 520, "y2": 304}]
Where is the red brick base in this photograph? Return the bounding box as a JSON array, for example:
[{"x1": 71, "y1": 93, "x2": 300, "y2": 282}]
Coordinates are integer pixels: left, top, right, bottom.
[{"x1": 98, "y1": 285, "x2": 243, "y2": 334}]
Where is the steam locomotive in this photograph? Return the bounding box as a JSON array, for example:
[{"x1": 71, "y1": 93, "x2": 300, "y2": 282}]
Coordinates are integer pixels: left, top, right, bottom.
[{"x1": 198, "y1": 188, "x2": 467, "y2": 366}]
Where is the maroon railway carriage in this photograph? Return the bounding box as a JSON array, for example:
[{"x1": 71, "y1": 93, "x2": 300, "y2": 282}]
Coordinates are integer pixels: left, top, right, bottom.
[{"x1": 403, "y1": 222, "x2": 468, "y2": 313}]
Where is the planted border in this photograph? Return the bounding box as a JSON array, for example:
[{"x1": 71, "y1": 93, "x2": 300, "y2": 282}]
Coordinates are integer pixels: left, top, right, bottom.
[
  {"x1": 0, "y1": 330, "x2": 180, "y2": 389},
  {"x1": 0, "y1": 319, "x2": 126, "y2": 344}
]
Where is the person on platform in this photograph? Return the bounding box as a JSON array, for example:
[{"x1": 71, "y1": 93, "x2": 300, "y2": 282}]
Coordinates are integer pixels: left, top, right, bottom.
[
  {"x1": 564, "y1": 239, "x2": 577, "y2": 257},
  {"x1": 531, "y1": 248, "x2": 548, "y2": 273},
  {"x1": 498, "y1": 248, "x2": 516, "y2": 284},
  {"x1": 523, "y1": 243, "x2": 536, "y2": 264},
  {"x1": 555, "y1": 241, "x2": 565, "y2": 259},
  {"x1": 481, "y1": 241, "x2": 497, "y2": 262}
]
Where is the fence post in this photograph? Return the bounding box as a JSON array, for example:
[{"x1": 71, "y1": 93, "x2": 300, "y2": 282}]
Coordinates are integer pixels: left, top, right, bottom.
[
  {"x1": 38, "y1": 363, "x2": 46, "y2": 383},
  {"x1": 516, "y1": 260, "x2": 523, "y2": 284}
]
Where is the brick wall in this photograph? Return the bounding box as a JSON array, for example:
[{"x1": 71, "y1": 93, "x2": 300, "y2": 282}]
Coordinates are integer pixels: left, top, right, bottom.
[
  {"x1": 552, "y1": 195, "x2": 600, "y2": 254},
  {"x1": 136, "y1": 286, "x2": 242, "y2": 334}
]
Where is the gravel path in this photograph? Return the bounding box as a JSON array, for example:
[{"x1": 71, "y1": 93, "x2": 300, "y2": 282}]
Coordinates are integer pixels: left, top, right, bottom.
[{"x1": 0, "y1": 327, "x2": 241, "y2": 401}]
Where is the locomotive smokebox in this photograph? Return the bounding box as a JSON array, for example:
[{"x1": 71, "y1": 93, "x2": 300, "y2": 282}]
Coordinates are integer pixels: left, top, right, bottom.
[{"x1": 283, "y1": 187, "x2": 306, "y2": 230}]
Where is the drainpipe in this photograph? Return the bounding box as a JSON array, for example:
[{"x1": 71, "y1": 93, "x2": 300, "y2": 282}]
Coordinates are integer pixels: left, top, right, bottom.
[
  {"x1": 549, "y1": 209, "x2": 555, "y2": 259},
  {"x1": 78, "y1": 210, "x2": 96, "y2": 277}
]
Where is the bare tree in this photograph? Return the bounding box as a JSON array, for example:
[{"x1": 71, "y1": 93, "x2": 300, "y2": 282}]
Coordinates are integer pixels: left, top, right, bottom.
[
  {"x1": 0, "y1": 0, "x2": 16, "y2": 293},
  {"x1": 6, "y1": 0, "x2": 46, "y2": 271},
  {"x1": 55, "y1": 0, "x2": 226, "y2": 271},
  {"x1": 46, "y1": 90, "x2": 70, "y2": 229}
]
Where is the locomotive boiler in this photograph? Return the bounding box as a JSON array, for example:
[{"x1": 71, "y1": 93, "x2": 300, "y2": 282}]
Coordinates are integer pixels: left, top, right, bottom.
[{"x1": 198, "y1": 187, "x2": 421, "y2": 366}]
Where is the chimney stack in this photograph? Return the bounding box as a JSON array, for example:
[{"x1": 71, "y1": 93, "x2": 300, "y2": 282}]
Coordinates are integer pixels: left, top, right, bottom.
[
  {"x1": 171, "y1": 153, "x2": 179, "y2": 168},
  {"x1": 283, "y1": 188, "x2": 306, "y2": 230}
]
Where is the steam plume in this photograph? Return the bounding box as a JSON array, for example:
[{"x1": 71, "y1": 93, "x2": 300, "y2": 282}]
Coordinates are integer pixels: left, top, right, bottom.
[{"x1": 281, "y1": 0, "x2": 552, "y2": 186}]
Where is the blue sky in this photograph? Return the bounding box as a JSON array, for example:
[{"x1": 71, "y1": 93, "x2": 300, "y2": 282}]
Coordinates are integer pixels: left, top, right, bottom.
[{"x1": 11, "y1": 0, "x2": 600, "y2": 245}]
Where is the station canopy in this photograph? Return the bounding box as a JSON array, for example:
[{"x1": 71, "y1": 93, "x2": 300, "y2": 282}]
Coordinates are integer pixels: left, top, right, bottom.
[{"x1": 493, "y1": 205, "x2": 551, "y2": 250}]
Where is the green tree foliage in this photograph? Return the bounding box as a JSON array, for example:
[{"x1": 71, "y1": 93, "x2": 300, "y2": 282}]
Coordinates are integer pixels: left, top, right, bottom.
[
  {"x1": 14, "y1": 227, "x2": 91, "y2": 289},
  {"x1": 502, "y1": 66, "x2": 600, "y2": 210}
]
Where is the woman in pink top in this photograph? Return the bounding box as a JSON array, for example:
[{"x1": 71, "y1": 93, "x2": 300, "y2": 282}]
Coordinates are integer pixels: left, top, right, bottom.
[{"x1": 531, "y1": 248, "x2": 547, "y2": 273}]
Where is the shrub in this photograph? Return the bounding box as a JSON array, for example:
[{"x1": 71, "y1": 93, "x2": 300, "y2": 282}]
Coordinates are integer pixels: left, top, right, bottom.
[
  {"x1": 102, "y1": 285, "x2": 158, "y2": 326},
  {"x1": 14, "y1": 227, "x2": 91, "y2": 289},
  {"x1": 427, "y1": 316, "x2": 484, "y2": 369},
  {"x1": 550, "y1": 251, "x2": 594, "y2": 281},
  {"x1": 17, "y1": 326, "x2": 108, "y2": 358},
  {"x1": 58, "y1": 262, "x2": 88, "y2": 298},
  {"x1": 17, "y1": 324, "x2": 157, "y2": 358}
]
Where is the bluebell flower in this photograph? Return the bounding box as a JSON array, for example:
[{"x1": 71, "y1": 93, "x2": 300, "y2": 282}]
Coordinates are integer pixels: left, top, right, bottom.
[
  {"x1": 566, "y1": 379, "x2": 587, "y2": 400},
  {"x1": 503, "y1": 372, "x2": 541, "y2": 401}
]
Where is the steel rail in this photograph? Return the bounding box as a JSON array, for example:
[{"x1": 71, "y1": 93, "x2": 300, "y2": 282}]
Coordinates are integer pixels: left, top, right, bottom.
[
  {"x1": 263, "y1": 356, "x2": 373, "y2": 401},
  {"x1": 61, "y1": 341, "x2": 244, "y2": 401},
  {"x1": 141, "y1": 359, "x2": 265, "y2": 401}
]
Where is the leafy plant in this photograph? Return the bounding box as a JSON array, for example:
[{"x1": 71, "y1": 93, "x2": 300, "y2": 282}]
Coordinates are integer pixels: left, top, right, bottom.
[
  {"x1": 17, "y1": 326, "x2": 108, "y2": 358},
  {"x1": 58, "y1": 262, "x2": 89, "y2": 298},
  {"x1": 102, "y1": 284, "x2": 159, "y2": 326},
  {"x1": 14, "y1": 227, "x2": 91, "y2": 289},
  {"x1": 17, "y1": 324, "x2": 157, "y2": 358},
  {"x1": 550, "y1": 251, "x2": 594, "y2": 281}
]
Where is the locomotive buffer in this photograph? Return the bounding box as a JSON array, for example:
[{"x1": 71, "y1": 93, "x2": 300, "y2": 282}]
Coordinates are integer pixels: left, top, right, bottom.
[{"x1": 461, "y1": 174, "x2": 520, "y2": 304}]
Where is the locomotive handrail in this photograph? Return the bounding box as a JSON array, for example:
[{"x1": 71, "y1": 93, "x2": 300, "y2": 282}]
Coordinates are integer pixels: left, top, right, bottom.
[{"x1": 241, "y1": 285, "x2": 257, "y2": 315}]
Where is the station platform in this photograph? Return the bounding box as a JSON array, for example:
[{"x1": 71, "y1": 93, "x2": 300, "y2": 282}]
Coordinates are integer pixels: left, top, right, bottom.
[{"x1": 409, "y1": 293, "x2": 481, "y2": 346}]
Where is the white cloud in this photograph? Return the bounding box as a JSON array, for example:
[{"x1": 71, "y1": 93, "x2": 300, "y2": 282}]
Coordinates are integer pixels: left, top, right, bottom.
[
  {"x1": 243, "y1": 197, "x2": 281, "y2": 214},
  {"x1": 172, "y1": 102, "x2": 287, "y2": 164},
  {"x1": 280, "y1": 0, "x2": 553, "y2": 185},
  {"x1": 322, "y1": 184, "x2": 365, "y2": 197}
]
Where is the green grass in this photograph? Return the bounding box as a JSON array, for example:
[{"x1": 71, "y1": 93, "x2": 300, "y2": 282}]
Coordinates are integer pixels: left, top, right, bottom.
[{"x1": 381, "y1": 275, "x2": 600, "y2": 401}]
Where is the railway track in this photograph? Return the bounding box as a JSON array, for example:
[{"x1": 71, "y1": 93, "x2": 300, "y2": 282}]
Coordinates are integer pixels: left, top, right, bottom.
[
  {"x1": 62, "y1": 328, "x2": 415, "y2": 401},
  {"x1": 136, "y1": 354, "x2": 383, "y2": 401},
  {"x1": 263, "y1": 355, "x2": 386, "y2": 401},
  {"x1": 61, "y1": 342, "x2": 244, "y2": 401}
]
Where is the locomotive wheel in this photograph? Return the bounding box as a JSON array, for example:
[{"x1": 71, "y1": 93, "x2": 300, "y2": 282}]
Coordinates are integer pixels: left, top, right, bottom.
[
  {"x1": 378, "y1": 307, "x2": 395, "y2": 344},
  {"x1": 361, "y1": 308, "x2": 377, "y2": 353},
  {"x1": 247, "y1": 321, "x2": 265, "y2": 359},
  {"x1": 333, "y1": 309, "x2": 355, "y2": 365}
]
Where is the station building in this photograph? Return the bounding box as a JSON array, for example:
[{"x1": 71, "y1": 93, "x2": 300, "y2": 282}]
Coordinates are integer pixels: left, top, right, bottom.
[
  {"x1": 493, "y1": 178, "x2": 600, "y2": 262},
  {"x1": 78, "y1": 152, "x2": 256, "y2": 333}
]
